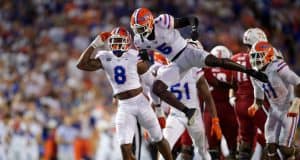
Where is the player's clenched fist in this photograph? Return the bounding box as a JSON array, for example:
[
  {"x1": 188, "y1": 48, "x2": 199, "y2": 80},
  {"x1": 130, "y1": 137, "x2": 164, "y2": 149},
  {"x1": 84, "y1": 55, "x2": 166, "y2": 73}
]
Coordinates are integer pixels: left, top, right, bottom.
[
  {"x1": 287, "y1": 97, "x2": 300, "y2": 117},
  {"x1": 211, "y1": 117, "x2": 222, "y2": 140},
  {"x1": 248, "y1": 103, "x2": 259, "y2": 117},
  {"x1": 90, "y1": 32, "x2": 111, "y2": 48}
]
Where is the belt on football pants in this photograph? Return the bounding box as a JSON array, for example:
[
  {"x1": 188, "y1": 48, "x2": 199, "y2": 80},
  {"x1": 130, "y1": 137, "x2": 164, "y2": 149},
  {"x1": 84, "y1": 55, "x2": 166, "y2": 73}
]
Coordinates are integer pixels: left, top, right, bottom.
[{"x1": 170, "y1": 45, "x2": 187, "y2": 62}]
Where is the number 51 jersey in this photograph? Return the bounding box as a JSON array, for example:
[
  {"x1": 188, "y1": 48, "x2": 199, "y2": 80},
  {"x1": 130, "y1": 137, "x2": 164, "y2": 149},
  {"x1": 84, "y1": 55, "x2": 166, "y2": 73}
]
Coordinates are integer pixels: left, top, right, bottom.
[
  {"x1": 95, "y1": 49, "x2": 142, "y2": 95},
  {"x1": 252, "y1": 59, "x2": 300, "y2": 110},
  {"x1": 157, "y1": 67, "x2": 203, "y2": 115}
]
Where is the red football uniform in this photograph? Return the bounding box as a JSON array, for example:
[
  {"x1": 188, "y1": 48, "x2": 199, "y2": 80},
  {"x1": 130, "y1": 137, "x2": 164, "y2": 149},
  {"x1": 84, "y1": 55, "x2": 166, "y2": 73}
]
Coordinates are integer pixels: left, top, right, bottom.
[
  {"x1": 203, "y1": 67, "x2": 238, "y2": 153},
  {"x1": 231, "y1": 53, "x2": 268, "y2": 147}
]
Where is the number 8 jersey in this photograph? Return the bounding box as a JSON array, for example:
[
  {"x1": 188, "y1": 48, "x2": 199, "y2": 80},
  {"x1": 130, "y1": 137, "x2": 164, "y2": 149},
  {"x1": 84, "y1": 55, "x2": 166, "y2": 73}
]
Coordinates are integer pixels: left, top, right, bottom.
[
  {"x1": 251, "y1": 59, "x2": 300, "y2": 110},
  {"x1": 95, "y1": 49, "x2": 141, "y2": 95},
  {"x1": 133, "y1": 14, "x2": 187, "y2": 60}
]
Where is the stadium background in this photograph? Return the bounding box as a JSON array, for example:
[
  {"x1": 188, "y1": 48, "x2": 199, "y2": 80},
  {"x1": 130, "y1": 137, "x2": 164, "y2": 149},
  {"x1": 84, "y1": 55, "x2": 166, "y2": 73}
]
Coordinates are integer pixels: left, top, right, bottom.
[{"x1": 0, "y1": 0, "x2": 299, "y2": 159}]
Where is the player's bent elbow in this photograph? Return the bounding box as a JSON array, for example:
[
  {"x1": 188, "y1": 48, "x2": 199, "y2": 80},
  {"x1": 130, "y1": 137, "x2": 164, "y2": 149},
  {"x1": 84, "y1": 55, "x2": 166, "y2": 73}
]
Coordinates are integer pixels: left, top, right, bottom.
[
  {"x1": 76, "y1": 62, "x2": 86, "y2": 70},
  {"x1": 76, "y1": 63, "x2": 96, "y2": 71}
]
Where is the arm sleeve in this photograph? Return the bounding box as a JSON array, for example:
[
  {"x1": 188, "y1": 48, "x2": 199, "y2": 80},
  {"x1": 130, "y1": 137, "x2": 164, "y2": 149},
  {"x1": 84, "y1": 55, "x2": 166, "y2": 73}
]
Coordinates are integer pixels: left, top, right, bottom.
[
  {"x1": 138, "y1": 49, "x2": 149, "y2": 61},
  {"x1": 173, "y1": 16, "x2": 198, "y2": 29},
  {"x1": 277, "y1": 64, "x2": 300, "y2": 86},
  {"x1": 250, "y1": 77, "x2": 265, "y2": 100},
  {"x1": 154, "y1": 14, "x2": 174, "y2": 29}
]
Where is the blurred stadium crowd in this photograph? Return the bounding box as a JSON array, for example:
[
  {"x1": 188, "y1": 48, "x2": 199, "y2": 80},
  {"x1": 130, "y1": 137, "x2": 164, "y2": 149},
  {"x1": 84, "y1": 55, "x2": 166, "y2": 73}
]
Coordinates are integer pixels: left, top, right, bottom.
[{"x1": 0, "y1": 0, "x2": 299, "y2": 159}]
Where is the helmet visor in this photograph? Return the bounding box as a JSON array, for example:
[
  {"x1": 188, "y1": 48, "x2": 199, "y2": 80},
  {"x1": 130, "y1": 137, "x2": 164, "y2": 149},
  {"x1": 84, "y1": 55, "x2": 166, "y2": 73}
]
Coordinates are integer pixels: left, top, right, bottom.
[
  {"x1": 132, "y1": 24, "x2": 149, "y2": 37},
  {"x1": 108, "y1": 36, "x2": 129, "y2": 51}
]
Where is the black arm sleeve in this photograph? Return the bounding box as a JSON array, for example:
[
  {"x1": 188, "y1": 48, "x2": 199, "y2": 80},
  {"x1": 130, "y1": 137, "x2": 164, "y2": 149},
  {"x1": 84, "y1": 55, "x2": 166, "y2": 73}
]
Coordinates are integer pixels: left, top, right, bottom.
[
  {"x1": 174, "y1": 16, "x2": 199, "y2": 29},
  {"x1": 205, "y1": 55, "x2": 247, "y2": 72},
  {"x1": 138, "y1": 49, "x2": 149, "y2": 61}
]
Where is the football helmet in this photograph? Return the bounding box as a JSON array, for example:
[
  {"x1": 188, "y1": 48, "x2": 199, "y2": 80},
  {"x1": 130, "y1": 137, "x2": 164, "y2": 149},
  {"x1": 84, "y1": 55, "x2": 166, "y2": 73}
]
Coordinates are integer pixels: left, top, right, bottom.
[
  {"x1": 243, "y1": 28, "x2": 268, "y2": 46},
  {"x1": 153, "y1": 52, "x2": 168, "y2": 65},
  {"x1": 130, "y1": 8, "x2": 154, "y2": 38},
  {"x1": 108, "y1": 27, "x2": 131, "y2": 56},
  {"x1": 249, "y1": 41, "x2": 275, "y2": 70},
  {"x1": 210, "y1": 45, "x2": 232, "y2": 58}
]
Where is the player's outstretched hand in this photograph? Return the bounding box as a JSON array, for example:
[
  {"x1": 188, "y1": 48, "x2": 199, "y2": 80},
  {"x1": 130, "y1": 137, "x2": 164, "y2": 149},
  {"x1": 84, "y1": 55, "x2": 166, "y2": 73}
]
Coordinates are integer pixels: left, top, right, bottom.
[
  {"x1": 246, "y1": 69, "x2": 268, "y2": 83},
  {"x1": 248, "y1": 104, "x2": 259, "y2": 117},
  {"x1": 211, "y1": 118, "x2": 222, "y2": 140},
  {"x1": 287, "y1": 98, "x2": 300, "y2": 117}
]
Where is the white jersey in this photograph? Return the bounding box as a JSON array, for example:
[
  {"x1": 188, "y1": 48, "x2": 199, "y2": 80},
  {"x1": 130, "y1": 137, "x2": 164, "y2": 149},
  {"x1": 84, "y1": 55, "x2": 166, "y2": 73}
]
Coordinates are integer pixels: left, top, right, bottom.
[
  {"x1": 95, "y1": 49, "x2": 141, "y2": 95},
  {"x1": 252, "y1": 59, "x2": 300, "y2": 110},
  {"x1": 134, "y1": 14, "x2": 187, "y2": 60},
  {"x1": 157, "y1": 67, "x2": 203, "y2": 115}
]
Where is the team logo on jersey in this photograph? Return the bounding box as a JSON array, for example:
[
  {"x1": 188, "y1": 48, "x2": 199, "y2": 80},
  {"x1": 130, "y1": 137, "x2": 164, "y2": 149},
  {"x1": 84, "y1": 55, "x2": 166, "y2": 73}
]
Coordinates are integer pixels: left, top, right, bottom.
[{"x1": 106, "y1": 57, "x2": 112, "y2": 61}]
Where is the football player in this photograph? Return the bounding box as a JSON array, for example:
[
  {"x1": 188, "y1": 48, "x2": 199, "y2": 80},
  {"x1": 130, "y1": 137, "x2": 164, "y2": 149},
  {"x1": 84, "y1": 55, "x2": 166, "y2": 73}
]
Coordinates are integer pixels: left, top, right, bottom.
[
  {"x1": 203, "y1": 46, "x2": 238, "y2": 159},
  {"x1": 248, "y1": 41, "x2": 300, "y2": 159},
  {"x1": 130, "y1": 8, "x2": 268, "y2": 126},
  {"x1": 229, "y1": 28, "x2": 269, "y2": 159},
  {"x1": 150, "y1": 51, "x2": 221, "y2": 160},
  {"x1": 76, "y1": 27, "x2": 173, "y2": 160}
]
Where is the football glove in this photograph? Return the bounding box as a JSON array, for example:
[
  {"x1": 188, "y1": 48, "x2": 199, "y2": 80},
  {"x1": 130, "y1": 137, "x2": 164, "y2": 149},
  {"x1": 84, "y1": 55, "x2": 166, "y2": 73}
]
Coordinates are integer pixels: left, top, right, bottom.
[
  {"x1": 287, "y1": 97, "x2": 300, "y2": 117},
  {"x1": 229, "y1": 96, "x2": 236, "y2": 107},
  {"x1": 90, "y1": 32, "x2": 111, "y2": 49},
  {"x1": 211, "y1": 117, "x2": 222, "y2": 140},
  {"x1": 246, "y1": 69, "x2": 268, "y2": 83},
  {"x1": 248, "y1": 103, "x2": 260, "y2": 117}
]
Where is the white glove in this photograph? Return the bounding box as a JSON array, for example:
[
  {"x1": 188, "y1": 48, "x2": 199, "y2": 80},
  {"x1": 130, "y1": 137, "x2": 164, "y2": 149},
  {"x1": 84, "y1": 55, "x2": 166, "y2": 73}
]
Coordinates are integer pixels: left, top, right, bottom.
[
  {"x1": 90, "y1": 32, "x2": 111, "y2": 48},
  {"x1": 287, "y1": 97, "x2": 300, "y2": 117},
  {"x1": 90, "y1": 35, "x2": 105, "y2": 49},
  {"x1": 229, "y1": 96, "x2": 236, "y2": 107},
  {"x1": 186, "y1": 39, "x2": 203, "y2": 49}
]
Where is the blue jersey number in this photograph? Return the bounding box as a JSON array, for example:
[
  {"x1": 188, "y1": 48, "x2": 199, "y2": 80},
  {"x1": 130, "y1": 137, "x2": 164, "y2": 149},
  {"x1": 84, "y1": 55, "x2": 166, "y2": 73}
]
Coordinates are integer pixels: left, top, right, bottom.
[
  {"x1": 262, "y1": 82, "x2": 277, "y2": 98},
  {"x1": 156, "y1": 43, "x2": 172, "y2": 55},
  {"x1": 170, "y1": 82, "x2": 190, "y2": 100},
  {"x1": 114, "y1": 66, "x2": 126, "y2": 84}
]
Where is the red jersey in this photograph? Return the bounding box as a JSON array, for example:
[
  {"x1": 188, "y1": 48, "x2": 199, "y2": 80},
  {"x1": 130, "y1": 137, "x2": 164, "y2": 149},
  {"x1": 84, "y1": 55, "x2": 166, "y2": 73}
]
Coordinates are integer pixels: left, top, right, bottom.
[
  {"x1": 231, "y1": 53, "x2": 253, "y2": 97},
  {"x1": 204, "y1": 67, "x2": 232, "y2": 101}
]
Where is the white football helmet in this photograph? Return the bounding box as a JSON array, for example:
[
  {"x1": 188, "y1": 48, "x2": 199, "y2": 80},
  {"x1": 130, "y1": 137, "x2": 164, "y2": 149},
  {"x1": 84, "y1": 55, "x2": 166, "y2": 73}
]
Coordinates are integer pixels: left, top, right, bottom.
[
  {"x1": 243, "y1": 28, "x2": 268, "y2": 46},
  {"x1": 210, "y1": 45, "x2": 232, "y2": 58}
]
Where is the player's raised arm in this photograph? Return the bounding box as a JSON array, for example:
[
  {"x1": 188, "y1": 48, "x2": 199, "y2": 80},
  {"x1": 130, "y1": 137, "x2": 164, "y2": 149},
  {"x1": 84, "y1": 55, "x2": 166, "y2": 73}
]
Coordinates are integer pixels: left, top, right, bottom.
[
  {"x1": 173, "y1": 16, "x2": 199, "y2": 40},
  {"x1": 76, "y1": 32, "x2": 111, "y2": 71}
]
